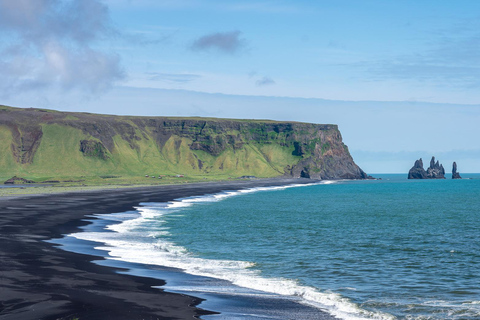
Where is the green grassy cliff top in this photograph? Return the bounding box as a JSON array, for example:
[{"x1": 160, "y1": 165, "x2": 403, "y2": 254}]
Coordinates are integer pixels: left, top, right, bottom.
[{"x1": 0, "y1": 104, "x2": 334, "y2": 127}]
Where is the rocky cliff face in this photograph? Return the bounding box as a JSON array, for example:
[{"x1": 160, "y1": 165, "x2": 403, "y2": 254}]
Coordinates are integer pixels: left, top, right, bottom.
[
  {"x1": 0, "y1": 105, "x2": 368, "y2": 180},
  {"x1": 408, "y1": 156, "x2": 445, "y2": 179},
  {"x1": 452, "y1": 162, "x2": 462, "y2": 179},
  {"x1": 426, "y1": 157, "x2": 445, "y2": 179},
  {"x1": 407, "y1": 158, "x2": 427, "y2": 179}
]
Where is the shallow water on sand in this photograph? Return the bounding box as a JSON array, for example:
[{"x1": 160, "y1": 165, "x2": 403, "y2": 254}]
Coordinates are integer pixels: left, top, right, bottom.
[{"x1": 58, "y1": 174, "x2": 480, "y2": 319}]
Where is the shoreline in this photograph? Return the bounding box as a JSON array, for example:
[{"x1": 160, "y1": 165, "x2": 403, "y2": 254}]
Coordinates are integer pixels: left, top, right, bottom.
[
  {"x1": 0, "y1": 178, "x2": 321, "y2": 320},
  {"x1": 0, "y1": 179, "x2": 243, "y2": 199}
]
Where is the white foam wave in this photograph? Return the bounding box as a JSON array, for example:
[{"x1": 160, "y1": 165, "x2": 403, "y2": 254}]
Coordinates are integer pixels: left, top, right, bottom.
[
  {"x1": 321, "y1": 180, "x2": 337, "y2": 184},
  {"x1": 71, "y1": 181, "x2": 394, "y2": 320}
]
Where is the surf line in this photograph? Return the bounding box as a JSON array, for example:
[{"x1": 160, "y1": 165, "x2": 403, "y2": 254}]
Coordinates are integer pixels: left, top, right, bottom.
[{"x1": 65, "y1": 181, "x2": 389, "y2": 320}]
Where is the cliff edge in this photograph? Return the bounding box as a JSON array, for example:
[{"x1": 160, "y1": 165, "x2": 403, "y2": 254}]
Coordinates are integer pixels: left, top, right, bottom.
[{"x1": 0, "y1": 105, "x2": 368, "y2": 182}]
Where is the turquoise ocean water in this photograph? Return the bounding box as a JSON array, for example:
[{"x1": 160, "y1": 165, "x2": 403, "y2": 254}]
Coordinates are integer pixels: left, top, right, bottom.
[{"x1": 59, "y1": 174, "x2": 480, "y2": 319}]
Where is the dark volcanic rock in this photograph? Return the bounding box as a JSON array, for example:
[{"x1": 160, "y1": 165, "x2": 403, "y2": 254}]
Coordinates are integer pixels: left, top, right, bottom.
[
  {"x1": 452, "y1": 162, "x2": 462, "y2": 179},
  {"x1": 426, "y1": 156, "x2": 445, "y2": 179},
  {"x1": 408, "y1": 156, "x2": 445, "y2": 179},
  {"x1": 408, "y1": 158, "x2": 427, "y2": 179},
  {"x1": 4, "y1": 176, "x2": 35, "y2": 184},
  {"x1": 9, "y1": 124, "x2": 43, "y2": 164},
  {"x1": 80, "y1": 140, "x2": 109, "y2": 160}
]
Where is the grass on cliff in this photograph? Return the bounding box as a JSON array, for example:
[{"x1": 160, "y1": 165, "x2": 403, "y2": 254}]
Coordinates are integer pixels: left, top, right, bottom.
[{"x1": 0, "y1": 122, "x2": 301, "y2": 185}]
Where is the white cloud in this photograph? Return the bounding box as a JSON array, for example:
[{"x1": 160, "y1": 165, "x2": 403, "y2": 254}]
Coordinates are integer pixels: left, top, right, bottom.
[
  {"x1": 191, "y1": 31, "x2": 246, "y2": 54},
  {"x1": 0, "y1": 0, "x2": 124, "y2": 96},
  {"x1": 256, "y1": 76, "x2": 276, "y2": 86},
  {"x1": 147, "y1": 72, "x2": 202, "y2": 83}
]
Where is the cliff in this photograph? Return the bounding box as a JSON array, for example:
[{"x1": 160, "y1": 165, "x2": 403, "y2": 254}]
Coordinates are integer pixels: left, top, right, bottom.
[
  {"x1": 408, "y1": 156, "x2": 445, "y2": 179},
  {"x1": 0, "y1": 105, "x2": 368, "y2": 182}
]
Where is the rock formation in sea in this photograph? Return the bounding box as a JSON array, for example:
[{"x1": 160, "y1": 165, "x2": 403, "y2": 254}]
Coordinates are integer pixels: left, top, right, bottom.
[
  {"x1": 407, "y1": 158, "x2": 427, "y2": 179},
  {"x1": 452, "y1": 162, "x2": 462, "y2": 179},
  {"x1": 408, "y1": 156, "x2": 445, "y2": 179},
  {"x1": 426, "y1": 157, "x2": 446, "y2": 179}
]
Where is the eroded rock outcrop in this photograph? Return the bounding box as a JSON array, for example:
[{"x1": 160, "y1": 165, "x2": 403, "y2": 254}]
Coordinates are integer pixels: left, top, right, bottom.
[
  {"x1": 407, "y1": 158, "x2": 427, "y2": 179},
  {"x1": 80, "y1": 140, "x2": 109, "y2": 160},
  {"x1": 4, "y1": 176, "x2": 35, "y2": 184},
  {"x1": 452, "y1": 162, "x2": 462, "y2": 179},
  {"x1": 408, "y1": 156, "x2": 445, "y2": 179},
  {"x1": 9, "y1": 125, "x2": 43, "y2": 164},
  {"x1": 426, "y1": 157, "x2": 445, "y2": 179}
]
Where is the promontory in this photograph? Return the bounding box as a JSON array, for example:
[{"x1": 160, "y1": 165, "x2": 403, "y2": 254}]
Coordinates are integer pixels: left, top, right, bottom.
[{"x1": 0, "y1": 105, "x2": 369, "y2": 183}]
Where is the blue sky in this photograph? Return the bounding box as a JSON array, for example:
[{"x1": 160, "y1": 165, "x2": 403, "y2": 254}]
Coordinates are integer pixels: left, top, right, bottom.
[{"x1": 0, "y1": 0, "x2": 479, "y2": 173}]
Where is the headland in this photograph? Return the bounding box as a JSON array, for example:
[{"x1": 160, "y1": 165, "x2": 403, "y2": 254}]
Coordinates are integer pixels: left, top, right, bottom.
[{"x1": 0, "y1": 104, "x2": 368, "y2": 184}]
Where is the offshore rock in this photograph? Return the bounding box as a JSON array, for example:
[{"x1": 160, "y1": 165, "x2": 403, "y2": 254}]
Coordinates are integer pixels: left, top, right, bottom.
[
  {"x1": 426, "y1": 156, "x2": 445, "y2": 179},
  {"x1": 408, "y1": 156, "x2": 445, "y2": 179},
  {"x1": 452, "y1": 162, "x2": 462, "y2": 179},
  {"x1": 408, "y1": 158, "x2": 427, "y2": 179}
]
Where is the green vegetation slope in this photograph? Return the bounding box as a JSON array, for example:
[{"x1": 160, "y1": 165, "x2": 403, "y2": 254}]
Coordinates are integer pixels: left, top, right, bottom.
[{"x1": 0, "y1": 105, "x2": 368, "y2": 183}]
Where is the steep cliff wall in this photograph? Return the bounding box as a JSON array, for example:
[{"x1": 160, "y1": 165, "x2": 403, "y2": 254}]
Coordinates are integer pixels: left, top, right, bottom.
[{"x1": 0, "y1": 105, "x2": 368, "y2": 181}]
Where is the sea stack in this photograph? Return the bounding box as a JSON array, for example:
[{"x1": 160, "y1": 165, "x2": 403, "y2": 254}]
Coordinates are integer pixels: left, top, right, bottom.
[
  {"x1": 426, "y1": 156, "x2": 445, "y2": 179},
  {"x1": 407, "y1": 158, "x2": 427, "y2": 179},
  {"x1": 452, "y1": 162, "x2": 462, "y2": 179},
  {"x1": 408, "y1": 156, "x2": 445, "y2": 179}
]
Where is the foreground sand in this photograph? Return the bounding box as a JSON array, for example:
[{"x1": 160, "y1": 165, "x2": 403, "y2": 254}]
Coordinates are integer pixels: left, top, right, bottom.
[{"x1": 0, "y1": 178, "x2": 316, "y2": 320}]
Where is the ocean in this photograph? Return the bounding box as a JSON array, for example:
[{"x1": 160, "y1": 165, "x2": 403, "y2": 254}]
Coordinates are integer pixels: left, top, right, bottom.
[{"x1": 51, "y1": 174, "x2": 480, "y2": 320}]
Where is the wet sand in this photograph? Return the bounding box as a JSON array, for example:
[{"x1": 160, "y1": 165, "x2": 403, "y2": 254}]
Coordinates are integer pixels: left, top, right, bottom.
[{"x1": 0, "y1": 178, "x2": 315, "y2": 320}]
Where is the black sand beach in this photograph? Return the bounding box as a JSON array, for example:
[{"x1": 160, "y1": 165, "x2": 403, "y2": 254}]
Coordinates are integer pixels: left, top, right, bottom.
[{"x1": 0, "y1": 178, "x2": 316, "y2": 320}]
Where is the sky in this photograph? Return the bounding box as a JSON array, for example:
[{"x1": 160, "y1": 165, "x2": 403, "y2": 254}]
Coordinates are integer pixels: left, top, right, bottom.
[{"x1": 0, "y1": 0, "x2": 479, "y2": 173}]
